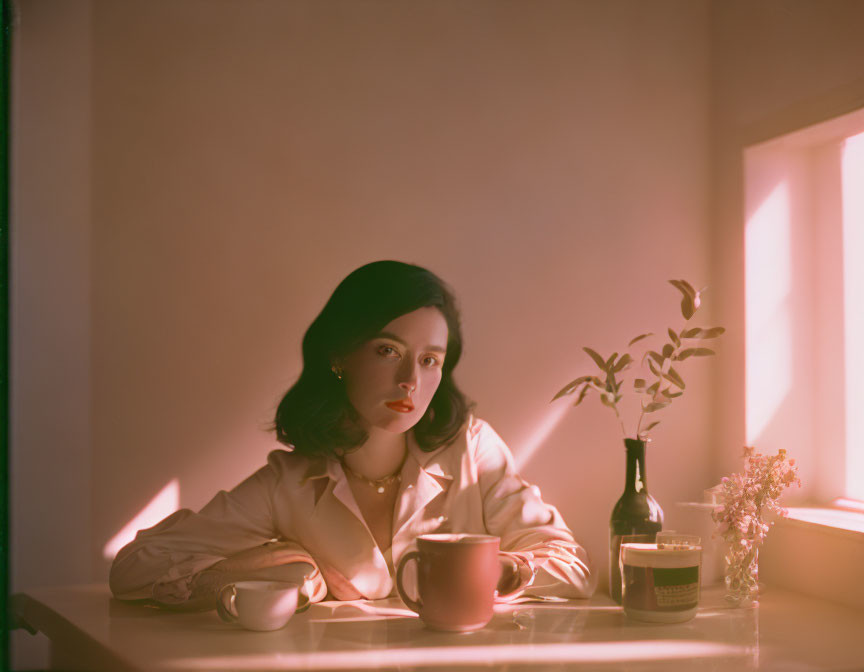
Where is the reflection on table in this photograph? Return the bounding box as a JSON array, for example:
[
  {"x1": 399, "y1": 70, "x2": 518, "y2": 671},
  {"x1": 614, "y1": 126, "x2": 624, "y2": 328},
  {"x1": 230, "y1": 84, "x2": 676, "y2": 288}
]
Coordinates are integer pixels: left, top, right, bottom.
[{"x1": 12, "y1": 584, "x2": 864, "y2": 671}]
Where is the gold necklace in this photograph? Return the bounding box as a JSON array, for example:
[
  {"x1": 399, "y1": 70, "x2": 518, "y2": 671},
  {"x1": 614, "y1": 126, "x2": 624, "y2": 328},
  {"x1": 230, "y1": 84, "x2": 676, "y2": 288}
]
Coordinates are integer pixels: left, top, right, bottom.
[
  {"x1": 342, "y1": 463, "x2": 402, "y2": 494},
  {"x1": 341, "y1": 445, "x2": 407, "y2": 495}
]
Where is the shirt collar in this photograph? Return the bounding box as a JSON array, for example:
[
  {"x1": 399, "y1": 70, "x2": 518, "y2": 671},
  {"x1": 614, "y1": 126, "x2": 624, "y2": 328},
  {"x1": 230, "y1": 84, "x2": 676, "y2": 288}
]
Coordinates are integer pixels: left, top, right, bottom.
[{"x1": 298, "y1": 426, "x2": 456, "y2": 484}]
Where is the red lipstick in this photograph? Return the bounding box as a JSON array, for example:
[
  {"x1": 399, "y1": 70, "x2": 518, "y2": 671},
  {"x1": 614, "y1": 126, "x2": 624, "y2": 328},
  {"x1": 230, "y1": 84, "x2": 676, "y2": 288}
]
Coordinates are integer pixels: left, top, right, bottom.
[{"x1": 385, "y1": 399, "x2": 414, "y2": 413}]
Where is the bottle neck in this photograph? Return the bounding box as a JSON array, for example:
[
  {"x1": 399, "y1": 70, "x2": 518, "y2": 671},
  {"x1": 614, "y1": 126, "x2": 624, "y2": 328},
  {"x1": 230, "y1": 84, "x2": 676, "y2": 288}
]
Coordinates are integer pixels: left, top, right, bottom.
[{"x1": 624, "y1": 438, "x2": 648, "y2": 493}]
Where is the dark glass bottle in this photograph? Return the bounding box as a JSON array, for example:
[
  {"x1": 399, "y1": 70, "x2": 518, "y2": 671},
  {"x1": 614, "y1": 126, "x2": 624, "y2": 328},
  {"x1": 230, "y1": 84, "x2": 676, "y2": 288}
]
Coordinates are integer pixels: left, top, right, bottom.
[{"x1": 609, "y1": 438, "x2": 664, "y2": 603}]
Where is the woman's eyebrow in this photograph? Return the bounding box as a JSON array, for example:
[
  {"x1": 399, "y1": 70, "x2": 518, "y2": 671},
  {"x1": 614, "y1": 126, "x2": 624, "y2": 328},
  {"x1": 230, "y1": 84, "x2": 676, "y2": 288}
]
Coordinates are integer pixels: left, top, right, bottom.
[{"x1": 376, "y1": 331, "x2": 447, "y2": 354}]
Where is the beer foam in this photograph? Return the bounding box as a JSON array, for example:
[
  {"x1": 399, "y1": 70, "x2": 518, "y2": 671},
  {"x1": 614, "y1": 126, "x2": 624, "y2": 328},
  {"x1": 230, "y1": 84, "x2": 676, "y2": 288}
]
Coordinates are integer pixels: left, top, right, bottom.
[{"x1": 621, "y1": 542, "x2": 702, "y2": 568}]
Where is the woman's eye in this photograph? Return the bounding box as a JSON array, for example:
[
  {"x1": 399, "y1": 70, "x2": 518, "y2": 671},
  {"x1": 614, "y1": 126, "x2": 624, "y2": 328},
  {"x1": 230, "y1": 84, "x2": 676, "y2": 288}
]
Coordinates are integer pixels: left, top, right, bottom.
[
  {"x1": 423, "y1": 356, "x2": 441, "y2": 367},
  {"x1": 378, "y1": 345, "x2": 399, "y2": 358}
]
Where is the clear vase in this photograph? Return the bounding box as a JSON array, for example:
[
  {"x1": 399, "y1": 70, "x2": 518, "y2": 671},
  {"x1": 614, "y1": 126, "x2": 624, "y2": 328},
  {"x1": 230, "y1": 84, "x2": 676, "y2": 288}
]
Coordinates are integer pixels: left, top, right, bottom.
[{"x1": 723, "y1": 545, "x2": 760, "y2": 606}]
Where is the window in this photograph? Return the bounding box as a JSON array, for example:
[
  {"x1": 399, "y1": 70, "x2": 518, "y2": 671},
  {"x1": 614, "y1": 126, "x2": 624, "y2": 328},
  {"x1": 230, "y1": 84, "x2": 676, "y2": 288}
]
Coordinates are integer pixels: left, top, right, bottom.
[{"x1": 744, "y1": 108, "x2": 864, "y2": 508}]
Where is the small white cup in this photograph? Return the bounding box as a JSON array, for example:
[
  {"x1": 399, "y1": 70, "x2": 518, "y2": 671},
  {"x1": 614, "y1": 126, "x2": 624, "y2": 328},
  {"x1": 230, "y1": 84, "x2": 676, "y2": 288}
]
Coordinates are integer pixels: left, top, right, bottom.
[{"x1": 216, "y1": 580, "x2": 310, "y2": 631}]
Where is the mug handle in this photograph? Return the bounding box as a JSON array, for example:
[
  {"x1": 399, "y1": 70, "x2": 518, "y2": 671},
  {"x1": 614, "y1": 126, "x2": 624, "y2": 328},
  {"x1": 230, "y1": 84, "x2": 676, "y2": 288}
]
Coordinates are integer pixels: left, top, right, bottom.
[
  {"x1": 395, "y1": 550, "x2": 422, "y2": 613},
  {"x1": 496, "y1": 553, "x2": 537, "y2": 600},
  {"x1": 216, "y1": 584, "x2": 239, "y2": 623}
]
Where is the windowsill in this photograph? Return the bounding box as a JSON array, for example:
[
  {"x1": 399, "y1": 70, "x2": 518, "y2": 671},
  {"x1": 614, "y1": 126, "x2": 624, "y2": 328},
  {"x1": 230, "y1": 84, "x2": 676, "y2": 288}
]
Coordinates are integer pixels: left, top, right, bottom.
[
  {"x1": 676, "y1": 500, "x2": 864, "y2": 609},
  {"x1": 783, "y1": 506, "x2": 864, "y2": 538},
  {"x1": 760, "y1": 502, "x2": 864, "y2": 610}
]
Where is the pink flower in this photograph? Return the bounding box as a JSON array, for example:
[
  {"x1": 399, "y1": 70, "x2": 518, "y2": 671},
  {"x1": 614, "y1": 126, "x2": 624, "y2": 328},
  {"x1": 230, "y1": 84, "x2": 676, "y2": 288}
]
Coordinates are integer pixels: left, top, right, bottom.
[{"x1": 713, "y1": 446, "x2": 800, "y2": 602}]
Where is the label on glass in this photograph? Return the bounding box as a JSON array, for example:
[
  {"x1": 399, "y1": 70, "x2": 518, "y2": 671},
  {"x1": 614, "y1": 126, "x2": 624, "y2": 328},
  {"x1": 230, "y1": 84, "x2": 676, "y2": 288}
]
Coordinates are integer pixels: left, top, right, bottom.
[{"x1": 622, "y1": 564, "x2": 700, "y2": 611}]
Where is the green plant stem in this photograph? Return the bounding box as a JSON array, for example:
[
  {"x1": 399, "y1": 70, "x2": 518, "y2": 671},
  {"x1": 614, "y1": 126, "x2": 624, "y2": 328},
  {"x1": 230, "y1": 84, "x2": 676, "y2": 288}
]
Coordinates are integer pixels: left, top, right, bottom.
[
  {"x1": 636, "y1": 336, "x2": 683, "y2": 438},
  {"x1": 613, "y1": 404, "x2": 627, "y2": 438},
  {"x1": 734, "y1": 544, "x2": 760, "y2": 596}
]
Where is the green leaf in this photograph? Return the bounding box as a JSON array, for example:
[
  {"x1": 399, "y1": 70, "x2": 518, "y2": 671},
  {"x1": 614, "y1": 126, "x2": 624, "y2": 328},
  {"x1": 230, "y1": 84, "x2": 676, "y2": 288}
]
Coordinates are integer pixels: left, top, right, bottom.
[
  {"x1": 552, "y1": 376, "x2": 595, "y2": 401},
  {"x1": 605, "y1": 352, "x2": 618, "y2": 369},
  {"x1": 661, "y1": 371, "x2": 678, "y2": 388},
  {"x1": 634, "y1": 378, "x2": 647, "y2": 389},
  {"x1": 669, "y1": 280, "x2": 699, "y2": 320},
  {"x1": 583, "y1": 347, "x2": 608, "y2": 371},
  {"x1": 587, "y1": 380, "x2": 607, "y2": 395},
  {"x1": 599, "y1": 393, "x2": 617, "y2": 409},
  {"x1": 669, "y1": 279, "x2": 696, "y2": 299},
  {"x1": 680, "y1": 326, "x2": 725, "y2": 339},
  {"x1": 643, "y1": 401, "x2": 670, "y2": 413},
  {"x1": 612, "y1": 353, "x2": 633, "y2": 373},
  {"x1": 661, "y1": 388, "x2": 684, "y2": 399},
  {"x1": 648, "y1": 350, "x2": 665, "y2": 366},
  {"x1": 668, "y1": 328, "x2": 681, "y2": 347},
  {"x1": 679, "y1": 347, "x2": 716, "y2": 359},
  {"x1": 628, "y1": 332, "x2": 654, "y2": 347},
  {"x1": 644, "y1": 421, "x2": 661, "y2": 432},
  {"x1": 662, "y1": 343, "x2": 674, "y2": 359},
  {"x1": 647, "y1": 357, "x2": 662, "y2": 378},
  {"x1": 681, "y1": 295, "x2": 696, "y2": 320},
  {"x1": 647, "y1": 381, "x2": 660, "y2": 395},
  {"x1": 663, "y1": 372, "x2": 683, "y2": 387},
  {"x1": 572, "y1": 384, "x2": 591, "y2": 407},
  {"x1": 665, "y1": 366, "x2": 686, "y2": 389}
]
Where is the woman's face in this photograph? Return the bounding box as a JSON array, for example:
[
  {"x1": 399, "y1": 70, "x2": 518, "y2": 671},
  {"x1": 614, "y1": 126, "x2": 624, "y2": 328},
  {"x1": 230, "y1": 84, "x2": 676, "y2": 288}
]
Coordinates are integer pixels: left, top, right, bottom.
[{"x1": 337, "y1": 306, "x2": 449, "y2": 434}]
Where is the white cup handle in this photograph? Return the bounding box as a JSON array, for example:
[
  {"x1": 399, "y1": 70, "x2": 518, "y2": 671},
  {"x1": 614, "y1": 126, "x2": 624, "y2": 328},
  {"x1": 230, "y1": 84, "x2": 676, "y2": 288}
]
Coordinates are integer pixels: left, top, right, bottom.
[
  {"x1": 296, "y1": 589, "x2": 311, "y2": 614},
  {"x1": 216, "y1": 584, "x2": 238, "y2": 623}
]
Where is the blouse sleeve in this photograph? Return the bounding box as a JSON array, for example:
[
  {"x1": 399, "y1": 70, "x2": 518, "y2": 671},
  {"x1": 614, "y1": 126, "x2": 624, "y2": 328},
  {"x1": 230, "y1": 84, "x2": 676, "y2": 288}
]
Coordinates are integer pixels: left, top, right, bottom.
[
  {"x1": 472, "y1": 419, "x2": 598, "y2": 600},
  {"x1": 109, "y1": 451, "x2": 327, "y2": 605}
]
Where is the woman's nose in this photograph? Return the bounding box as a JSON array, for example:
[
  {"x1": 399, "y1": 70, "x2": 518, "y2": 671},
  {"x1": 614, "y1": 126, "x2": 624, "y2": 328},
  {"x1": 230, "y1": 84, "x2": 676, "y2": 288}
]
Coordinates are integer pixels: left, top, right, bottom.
[{"x1": 398, "y1": 362, "x2": 418, "y2": 392}]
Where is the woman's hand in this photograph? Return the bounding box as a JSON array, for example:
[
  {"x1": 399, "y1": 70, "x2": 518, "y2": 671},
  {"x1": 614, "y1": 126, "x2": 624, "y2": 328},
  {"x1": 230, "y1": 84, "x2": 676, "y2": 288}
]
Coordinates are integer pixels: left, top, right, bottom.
[
  {"x1": 189, "y1": 561, "x2": 315, "y2": 609},
  {"x1": 496, "y1": 556, "x2": 520, "y2": 595}
]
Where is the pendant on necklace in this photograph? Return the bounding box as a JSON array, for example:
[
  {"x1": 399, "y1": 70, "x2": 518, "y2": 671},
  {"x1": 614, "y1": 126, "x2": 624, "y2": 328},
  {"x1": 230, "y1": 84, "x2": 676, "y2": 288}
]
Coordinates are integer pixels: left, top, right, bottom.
[{"x1": 377, "y1": 486, "x2": 385, "y2": 494}]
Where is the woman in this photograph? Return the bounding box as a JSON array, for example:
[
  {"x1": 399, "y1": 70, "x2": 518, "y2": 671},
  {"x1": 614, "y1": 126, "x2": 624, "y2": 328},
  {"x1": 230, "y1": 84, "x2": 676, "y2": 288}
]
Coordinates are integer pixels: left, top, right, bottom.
[{"x1": 110, "y1": 261, "x2": 597, "y2": 608}]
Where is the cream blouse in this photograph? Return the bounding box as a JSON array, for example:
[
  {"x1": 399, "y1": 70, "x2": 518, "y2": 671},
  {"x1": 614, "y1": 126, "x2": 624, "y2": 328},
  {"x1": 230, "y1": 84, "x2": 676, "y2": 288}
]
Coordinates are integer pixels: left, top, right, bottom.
[{"x1": 110, "y1": 416, "x2": 598, "y2": 605}]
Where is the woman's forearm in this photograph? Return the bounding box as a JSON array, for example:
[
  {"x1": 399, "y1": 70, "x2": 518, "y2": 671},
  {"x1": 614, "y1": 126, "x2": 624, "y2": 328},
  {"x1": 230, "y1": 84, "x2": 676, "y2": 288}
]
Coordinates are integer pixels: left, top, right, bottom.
[{"x1": 188, "y1": 561, "x2": 315, "y2": 608}]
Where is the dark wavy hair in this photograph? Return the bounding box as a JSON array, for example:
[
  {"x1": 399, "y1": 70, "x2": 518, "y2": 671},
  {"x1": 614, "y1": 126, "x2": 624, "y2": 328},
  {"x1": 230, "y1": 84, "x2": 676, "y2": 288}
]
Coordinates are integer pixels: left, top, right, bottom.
[{"x1": 273, "y1": 261, "x2": 474, "y2": 457}]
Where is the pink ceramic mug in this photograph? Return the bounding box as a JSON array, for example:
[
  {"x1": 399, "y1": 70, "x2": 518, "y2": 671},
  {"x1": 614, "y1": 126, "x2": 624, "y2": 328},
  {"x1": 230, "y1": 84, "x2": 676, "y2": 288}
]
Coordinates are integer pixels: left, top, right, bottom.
[{"x1": 396, "y1": 533, "x2": 531, "y2": 632}]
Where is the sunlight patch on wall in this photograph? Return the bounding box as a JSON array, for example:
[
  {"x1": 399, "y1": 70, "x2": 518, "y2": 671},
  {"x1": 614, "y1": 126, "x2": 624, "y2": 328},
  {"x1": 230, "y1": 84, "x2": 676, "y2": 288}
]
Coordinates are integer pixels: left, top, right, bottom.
[
  {"x1": 103, "y1": 479, "x2": 180, "y2": 560},
  {"x1": 514, "y1": 402, "x2": 572, "y2": 471},
  {"x1": 842, "y1": 131, "x2": 864, "y2": 500},
  {"x1": 745, "y1": 181, "x2": 793, "y2": 445}
]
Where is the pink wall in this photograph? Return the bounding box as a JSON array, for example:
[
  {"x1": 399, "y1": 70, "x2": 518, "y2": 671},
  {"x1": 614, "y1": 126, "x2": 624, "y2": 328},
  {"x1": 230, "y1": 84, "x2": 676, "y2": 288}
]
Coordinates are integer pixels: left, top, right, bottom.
[
  {"x1": 81, "y1": 0, "x2": 714, "y2": 594},
  {"x1": 19, "y1": 0, "x2": 803, "y2": 601}
]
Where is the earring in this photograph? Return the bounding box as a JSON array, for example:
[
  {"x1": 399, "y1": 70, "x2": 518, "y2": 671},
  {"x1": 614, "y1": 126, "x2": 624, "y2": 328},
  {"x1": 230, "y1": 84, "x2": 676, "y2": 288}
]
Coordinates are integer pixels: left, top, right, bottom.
[{"x1": 331, "y1": 365, "x2": 343, "y2": 381}]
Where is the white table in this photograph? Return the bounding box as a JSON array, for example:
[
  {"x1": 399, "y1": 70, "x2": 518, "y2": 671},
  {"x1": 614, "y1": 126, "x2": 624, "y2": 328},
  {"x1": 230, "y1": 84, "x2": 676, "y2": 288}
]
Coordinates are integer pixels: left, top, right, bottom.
[{"x1": 10, "y1": 584, "x2": 864, "y2": 671}]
